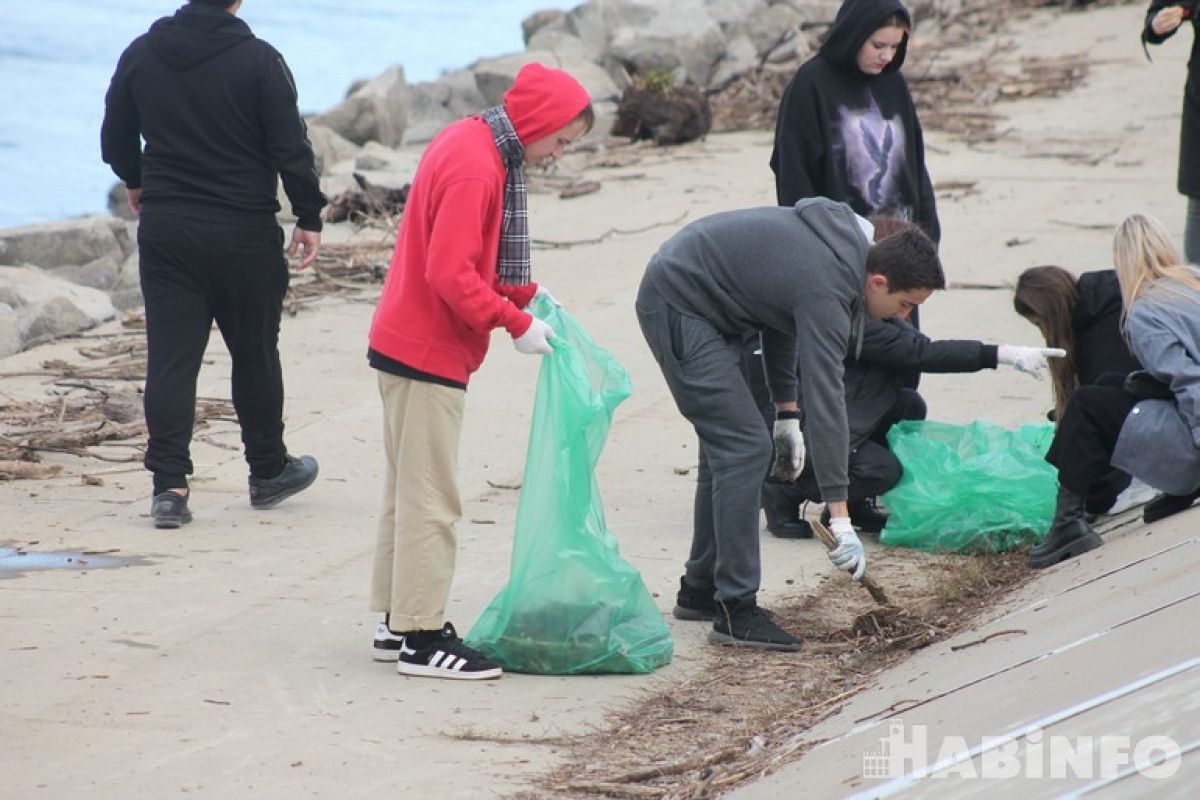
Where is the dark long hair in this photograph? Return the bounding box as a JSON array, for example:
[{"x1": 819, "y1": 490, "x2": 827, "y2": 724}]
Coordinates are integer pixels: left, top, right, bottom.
[{"x1": 1013, "y1": 265, "x2": 1079, "y2": 421}]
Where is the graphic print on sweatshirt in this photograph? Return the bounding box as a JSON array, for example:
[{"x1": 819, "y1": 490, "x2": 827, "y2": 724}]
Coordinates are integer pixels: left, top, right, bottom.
[{"x1": 835, "y1": 99, "x2": 912, "y2": 221}]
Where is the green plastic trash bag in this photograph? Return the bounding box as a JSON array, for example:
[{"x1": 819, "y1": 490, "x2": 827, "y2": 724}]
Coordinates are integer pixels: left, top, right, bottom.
[
  {"x1": 879, "y1": 419, "x2": 1058, "y2": 553},
  {"x1": 465, "y1": 296, "x2": 673, "y2": 675}
]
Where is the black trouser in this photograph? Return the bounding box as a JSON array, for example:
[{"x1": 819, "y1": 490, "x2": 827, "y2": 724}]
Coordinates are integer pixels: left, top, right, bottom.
[
  {"x1": 789, "y1": 390, "x2": 926, "y2": 502},
  {"x1": 1045, "y1": 384, "x2": 1137, "y2": 505},
  {"x1": 742, "y1": 332, "x2": 924, "y2": 502},
  {"x1": 138, "y1": 211, "x2": 290, "y2": 494}
]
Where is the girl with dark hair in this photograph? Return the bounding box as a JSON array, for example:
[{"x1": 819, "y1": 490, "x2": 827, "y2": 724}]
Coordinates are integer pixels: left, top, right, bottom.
[{"x1": 1014, "y1": 266, "x2": 1151, "y2": 517}]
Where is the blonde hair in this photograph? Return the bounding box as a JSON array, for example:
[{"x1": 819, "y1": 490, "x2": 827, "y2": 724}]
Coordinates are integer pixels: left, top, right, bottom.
[{"x1": 1112, "y1": 213, "x2": 1200, "y2": 326}]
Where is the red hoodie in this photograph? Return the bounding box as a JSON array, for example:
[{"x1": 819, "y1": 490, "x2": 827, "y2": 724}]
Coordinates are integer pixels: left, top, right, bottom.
[{"x1": 368, "y1": 63, "x2": 591, "y2": 385}]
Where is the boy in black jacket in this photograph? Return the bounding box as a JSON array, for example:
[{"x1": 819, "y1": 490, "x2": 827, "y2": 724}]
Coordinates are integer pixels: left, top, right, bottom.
[{"x1": 102, "y1": 0, "x2": 326, "y2": 527}]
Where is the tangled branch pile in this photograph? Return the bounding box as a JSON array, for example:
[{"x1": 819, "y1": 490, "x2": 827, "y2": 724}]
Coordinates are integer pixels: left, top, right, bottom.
[{"x1": 506, "y1": 551, "x2": 1032, "y2": 799}]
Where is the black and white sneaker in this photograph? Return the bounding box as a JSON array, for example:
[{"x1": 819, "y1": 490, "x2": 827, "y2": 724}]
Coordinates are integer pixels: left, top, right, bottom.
[
  {"x1": 372, "y1": 623, "x2": 405, "y2": 662},
  {"x1": 396, "y1": 622, "x2": 502, "y2": 680}
]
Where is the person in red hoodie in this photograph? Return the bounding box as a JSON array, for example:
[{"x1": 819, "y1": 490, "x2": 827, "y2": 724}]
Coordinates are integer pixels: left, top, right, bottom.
[{"x1": 366, "y1": 63, "x2": 593, "y2": 680}]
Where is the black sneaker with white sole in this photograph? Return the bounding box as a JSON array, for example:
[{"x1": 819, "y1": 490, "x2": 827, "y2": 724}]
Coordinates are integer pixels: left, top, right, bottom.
[
  {"x1": 372, "y1": 623, "x2": 405, "y2": 662},
  {"x1": 396, "y1": 622, "x2": 502, "y2": 680},
  {"x1": 708, "y1": 598, "x2": 802, "y2": 652}
]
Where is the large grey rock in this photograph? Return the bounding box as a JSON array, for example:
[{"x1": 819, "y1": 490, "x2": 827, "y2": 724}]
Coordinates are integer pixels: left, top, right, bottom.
[
  {"x1": 402, "y1": 69, "x2": 488, "y2": 146},
  {"x1": 0, "y1": 216, "x2": 135, "y2": 269},
  {"x1": 110, "y1": 251, "x2": 143, "y2": 311},
  {"x1": 606, "y1": 1, "x2": 728, "y2": 86},
  {"x1": 710, "y1": 34, "x2": 760, "y2": 88},
  {"x1": 0, "y1": 304, "x2": 19, "y2": 359},
  {"x1": 526, "y1": 28, "x2": 595, "y2": 66},
  {"x1": 522, "y1": 9, "x2": 568, "y2": 43},
  {"x1": 741, "y1": 2, "x2": 808, "y2": 57},
  {"x1": 705, "y1": 0, "x2": 769, "y2": 34},
  {"x1": 313, "y1": 65, "x2": 409, "y2": 147},
  {"x1": 565, "y1": 0, "x2": 655, "y2": 64},
  {"x1": 474, "y1": 51, "x2": 621, "y2": 108},
  {"x1": 0, "y1": 265, "x2": 117, "y2": 350},
  {"x1": 51, "y1": 254, "x2": 122, "y2": 291},
  {"x1": 305, "y1": 122, "x2": 360, "y2": 176},
  {"x1": 107, "y1": 182, "x2": 137, "y2": 221}
]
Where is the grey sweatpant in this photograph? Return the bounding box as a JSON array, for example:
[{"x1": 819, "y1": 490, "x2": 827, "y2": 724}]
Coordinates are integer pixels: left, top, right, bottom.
[{"x1": 636, "y1": 280, "x2": 772, "y2": 604}]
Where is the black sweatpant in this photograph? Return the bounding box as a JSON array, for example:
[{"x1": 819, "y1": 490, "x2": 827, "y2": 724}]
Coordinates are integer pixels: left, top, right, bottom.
[
  {"x1": 1045, "y1": 384, "x2": 1137, "y2": 502},
  {"x1": 138, "y1": 211, "x2": 290, "y2": 493}
]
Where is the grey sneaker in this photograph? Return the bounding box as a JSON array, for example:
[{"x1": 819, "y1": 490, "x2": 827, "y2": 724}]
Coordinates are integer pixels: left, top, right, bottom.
[
  {"x1": 249, "y1": 454, "x2": 318, "y2": 509},
  {"x1": 151, "y1": 491, "x2": 192, "y2": 529}
]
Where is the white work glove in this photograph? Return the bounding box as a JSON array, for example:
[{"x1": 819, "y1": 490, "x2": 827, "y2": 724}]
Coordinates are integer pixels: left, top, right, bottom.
[
  {"x1": 770, "y1": 417, "x2": 806, "y2": 481},
  {"x1": 513, "y1": 317, "x2": 556, "y2": 355},
  {"x1": 828, "y1": 516, "x2": 866, "y2": 581},
  {"x1": 534, "y1": 285, "x2": 560, "y2": 307},
  {"x1": 997, "y1": 345, "x2": 1067, "y2": 380}
]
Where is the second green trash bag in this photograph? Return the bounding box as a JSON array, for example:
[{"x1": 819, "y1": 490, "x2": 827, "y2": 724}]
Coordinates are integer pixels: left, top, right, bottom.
[
  {"x1": 465, "y1": 296, "x2": 673, "y2": 674},
  {"x1": 879, "y1": 419, "x2": 1058, "y2": 553}
]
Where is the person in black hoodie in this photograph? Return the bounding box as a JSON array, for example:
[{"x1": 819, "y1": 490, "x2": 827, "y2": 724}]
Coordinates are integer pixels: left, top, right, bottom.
[
  {"x1": 1142, "y1": 3, "x2": 1200, "y2": 262},
  {"x1": 101, "y1": 0, "x2": 326, "y2": 528},
  {"x1": 1014, "y1": 266, "x2": 1156, "y2": 517},
  {"x1": 770, "y1": 0, "x2": 939, "y2": 242}
]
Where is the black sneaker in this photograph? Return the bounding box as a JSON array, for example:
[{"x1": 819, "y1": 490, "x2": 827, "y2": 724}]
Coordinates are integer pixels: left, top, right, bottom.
[
  {"x1": 708, "y1": 599, "x2": 802, "y2": 652},
  {"x1": 249, "y1": 454, "x2": 318, "y2": 509},
  {"x1": 673, "y1": 576, "x2": 718, "y2": 621},
  {"x1": 150, "y1": 491, "x2": 192, "y2": 529},
  {"x1": 396, "y1": 622, "x2": 502, "y2": 680},
  {"x1": 820, "y1": 499, "x2": 888, "y2": 534},
  {"x1": 372, "y1": 623, "x2": 405, "y2": 662}
]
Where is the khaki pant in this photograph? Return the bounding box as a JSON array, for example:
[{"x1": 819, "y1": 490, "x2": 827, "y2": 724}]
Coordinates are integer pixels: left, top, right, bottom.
[{"x1": 370, "y1": 373, "x2": 465, "y2": 632}]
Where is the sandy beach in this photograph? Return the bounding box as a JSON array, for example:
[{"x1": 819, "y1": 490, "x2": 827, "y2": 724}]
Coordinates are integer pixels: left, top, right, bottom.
[{"x1": 3, "y1": 2, "x2": 1199, "y2": 797}]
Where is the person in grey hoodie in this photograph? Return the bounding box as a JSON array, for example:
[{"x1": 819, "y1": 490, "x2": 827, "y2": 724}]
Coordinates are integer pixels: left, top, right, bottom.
[
  {"x1": 636, "y1": 197, "x2": 944, "y2": 650},
  {"x1": 1035, "y1": 213, "x2": 1200, "y2": 568}
]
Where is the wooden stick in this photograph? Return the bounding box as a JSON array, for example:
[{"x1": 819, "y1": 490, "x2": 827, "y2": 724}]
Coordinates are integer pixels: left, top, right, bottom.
[{"x1": 810, "y1": 519, "x2": 893, "y2": 607}]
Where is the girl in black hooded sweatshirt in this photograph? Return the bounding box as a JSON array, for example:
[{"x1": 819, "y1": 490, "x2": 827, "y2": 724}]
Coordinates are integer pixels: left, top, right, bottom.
[{"x1": 771, "y1": 0, "x2": 939, "y2": 243}]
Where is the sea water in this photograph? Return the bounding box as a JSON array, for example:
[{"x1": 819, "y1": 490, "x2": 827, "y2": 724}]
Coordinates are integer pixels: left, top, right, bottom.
[{"x1": 0, "y1": 0, "x2": 568, "y2": 228}]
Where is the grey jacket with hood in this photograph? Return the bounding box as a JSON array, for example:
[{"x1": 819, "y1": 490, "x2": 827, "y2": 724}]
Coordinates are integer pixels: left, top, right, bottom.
[
  {"x1": 643, "y1": 197, "x2": 868, "y2": 501},
  {"x1": 1112, "y1": 282, "x2": 1200, "y2": 495}
]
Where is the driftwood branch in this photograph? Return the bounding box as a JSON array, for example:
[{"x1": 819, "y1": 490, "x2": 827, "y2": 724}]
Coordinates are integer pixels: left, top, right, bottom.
[{"x1": 532, "y1": 212, "x2": 688, "y2": 250}]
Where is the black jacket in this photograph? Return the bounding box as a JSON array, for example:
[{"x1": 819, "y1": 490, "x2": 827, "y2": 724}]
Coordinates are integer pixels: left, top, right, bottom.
[
  {"x1": 101, "y1": 3, "x2": 326, "y2": 230},
  {"x1": 770, "y1": 0, "x2": 939, "y2": 241},
  {"x1": 1073, "y1": 270, "x2": 1141, "y2": 383},
  {"x1": 843, "y1": 317, "x2": 994, "y2": 444},
  {"x1": 1143, "y1": 1, "x2": 1200, "y2": 197}
]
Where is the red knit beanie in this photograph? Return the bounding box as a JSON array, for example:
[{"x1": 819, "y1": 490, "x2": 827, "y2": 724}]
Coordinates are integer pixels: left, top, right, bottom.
[{"x1": 503, "y1": 63, "x2": 591, "y2": 146}]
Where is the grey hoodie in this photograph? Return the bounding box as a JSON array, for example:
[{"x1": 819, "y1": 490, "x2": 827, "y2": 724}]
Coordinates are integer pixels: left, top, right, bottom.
[{"x1": 643, "y1": 197, "x2": 868, "y2": 500}]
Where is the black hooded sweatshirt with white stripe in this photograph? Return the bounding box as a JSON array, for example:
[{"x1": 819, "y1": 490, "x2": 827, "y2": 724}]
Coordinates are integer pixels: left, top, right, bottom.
[
  {"x1": 770, "y1": 0, "x2": 939, "y2": 242},
  {"x1": 101, "y1": 3, "x2": 326, "y2": 230}
]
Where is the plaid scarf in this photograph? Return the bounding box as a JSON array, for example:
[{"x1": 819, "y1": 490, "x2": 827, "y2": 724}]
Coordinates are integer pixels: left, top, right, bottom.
[{"x1": 481, "y1": 106, "x2": 530, "y2": 286}]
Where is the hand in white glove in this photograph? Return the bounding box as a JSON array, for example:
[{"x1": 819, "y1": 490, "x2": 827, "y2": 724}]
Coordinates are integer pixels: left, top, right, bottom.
[
  {"x1": 513, "y1": 317, "x2": 556, "y2": 355},
  {"x1": 997, "y1": 345, "x2": 1067, "y2": 380},
  {"x1": 534, "y1": 285, "x2": 560, "y2": 307},
  {"x1": 828, "y1": 516, "x2": 866, "y2": 581},
  {"x1": 770, "y1": 417, "x2": 806, "y2": 481}
]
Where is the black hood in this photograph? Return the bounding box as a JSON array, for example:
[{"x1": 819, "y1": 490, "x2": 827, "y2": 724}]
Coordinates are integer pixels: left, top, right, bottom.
[
  {"x1": 819, "y1": 0, "x2": 912, "y2": 75},
  {"x1": 147, "y1": 3, "x2": 253, "y2": 71},
  {"x1": 1072, "y1": 270, "x2": 1124, "y2": 330}
]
